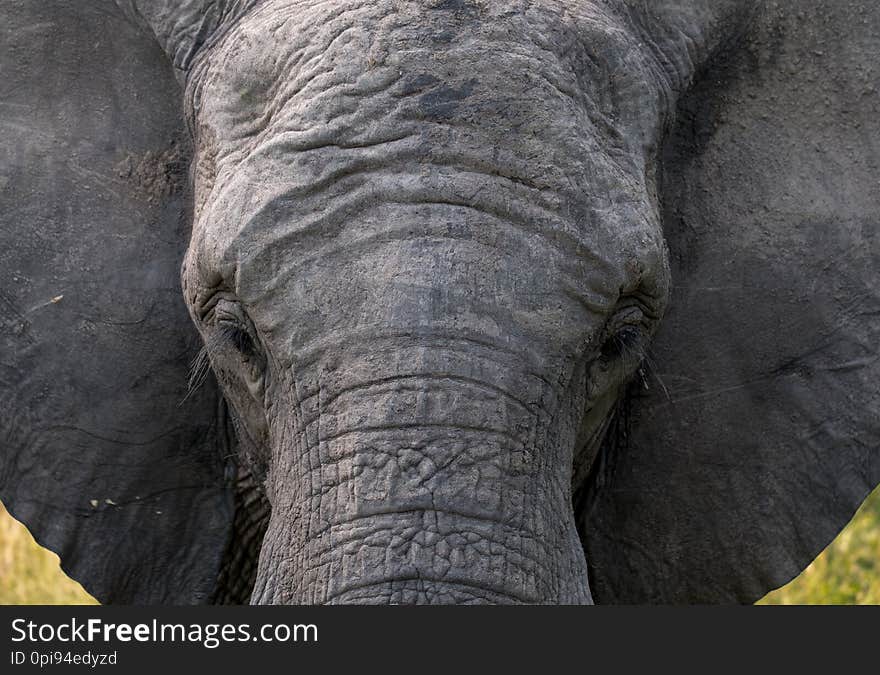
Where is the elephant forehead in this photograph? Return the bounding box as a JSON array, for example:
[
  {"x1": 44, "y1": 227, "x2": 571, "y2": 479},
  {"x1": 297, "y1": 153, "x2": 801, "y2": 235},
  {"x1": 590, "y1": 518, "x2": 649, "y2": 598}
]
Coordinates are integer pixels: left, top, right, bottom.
[
  {"x1": 188, "y1": 175, "x2": 666, "y2": 365},
  {"x1": 189, "y1": 0, "x2": 666, "y2": 183},
  {"x1": 190, "y1": 140, "x2": 665, "y2": 340},
  {"x1": 192, "y1": 0, "x2": 655, "y2": 105},
  {"x1": 198, "y1": 199, "x2": 664, "y2": 366},
  {"x1": 183, "y1": 0, "x2": 670, "y2": 351}
]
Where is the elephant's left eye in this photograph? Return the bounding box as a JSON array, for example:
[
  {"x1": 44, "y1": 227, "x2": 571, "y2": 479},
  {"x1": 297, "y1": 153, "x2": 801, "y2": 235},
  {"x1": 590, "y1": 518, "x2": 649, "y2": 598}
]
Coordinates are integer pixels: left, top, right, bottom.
[{"x1": 598, "y1": 303, "x2": 650, "y2": 367}]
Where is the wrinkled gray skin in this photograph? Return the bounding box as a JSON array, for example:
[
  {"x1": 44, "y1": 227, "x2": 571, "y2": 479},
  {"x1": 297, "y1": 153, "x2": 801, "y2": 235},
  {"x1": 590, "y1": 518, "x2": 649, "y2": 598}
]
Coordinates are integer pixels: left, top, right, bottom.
[
  {"x1": 2, "y1": 0, "x2": 879, "y2": 605},
  {"x1": 184, "y1": 0, "x2": 671, "y2": 604}
]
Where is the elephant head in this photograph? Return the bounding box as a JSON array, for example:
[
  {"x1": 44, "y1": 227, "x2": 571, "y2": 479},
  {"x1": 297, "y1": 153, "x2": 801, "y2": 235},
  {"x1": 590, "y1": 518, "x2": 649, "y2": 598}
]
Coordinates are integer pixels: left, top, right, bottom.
[{"x1": 1, "y1": 0, "x2": 877, "y2": 604}]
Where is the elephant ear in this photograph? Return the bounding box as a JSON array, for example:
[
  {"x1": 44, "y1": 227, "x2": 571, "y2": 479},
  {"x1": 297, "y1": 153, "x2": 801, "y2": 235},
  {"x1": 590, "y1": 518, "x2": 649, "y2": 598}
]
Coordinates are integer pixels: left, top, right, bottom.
[
  {"x1": 583, "y1": 0, "x2": 880, "y2": 603},
  {"x1": 0, "y1": 1, "x2": 233, "y2": 603}
]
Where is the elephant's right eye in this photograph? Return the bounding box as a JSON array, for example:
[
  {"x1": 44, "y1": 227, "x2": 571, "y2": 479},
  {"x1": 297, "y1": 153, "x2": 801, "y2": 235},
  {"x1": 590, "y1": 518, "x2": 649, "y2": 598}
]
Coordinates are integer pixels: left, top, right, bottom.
[
  {"x1": 218, "y1": 321, "x2": 256, "y2": 357},
  {"x1": 600, "y1": 324, "x2": 644, "y2": 362},
  {"x1": 207, "y1": 298, "x2": 265, "y2": 367}
]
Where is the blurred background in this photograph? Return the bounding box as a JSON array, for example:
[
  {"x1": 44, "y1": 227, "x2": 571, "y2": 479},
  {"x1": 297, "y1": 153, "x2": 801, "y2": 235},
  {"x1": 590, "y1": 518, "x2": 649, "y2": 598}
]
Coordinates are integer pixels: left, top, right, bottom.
[{"x1": 1, "y1": 487, "x2": 878, "y2": 605}]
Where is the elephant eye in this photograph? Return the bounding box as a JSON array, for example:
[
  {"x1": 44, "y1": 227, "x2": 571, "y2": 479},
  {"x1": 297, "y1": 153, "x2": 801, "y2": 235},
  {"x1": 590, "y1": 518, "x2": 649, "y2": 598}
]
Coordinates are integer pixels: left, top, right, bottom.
[
  {"x1": 188, "y1": 296, "x2": 266, "y2": 399},
  {"x1": 210, "y1": 298, "x2": 264, "y2": 363},
  {"x1": 218, "y1": 321, "x2": 256, "y2": 357},
  {"x1": 601, "y1": 325, "x2": 644, "y2": 362},
  {"x1": 599, "y1": 303, "x2": 650, "y2": 364}
]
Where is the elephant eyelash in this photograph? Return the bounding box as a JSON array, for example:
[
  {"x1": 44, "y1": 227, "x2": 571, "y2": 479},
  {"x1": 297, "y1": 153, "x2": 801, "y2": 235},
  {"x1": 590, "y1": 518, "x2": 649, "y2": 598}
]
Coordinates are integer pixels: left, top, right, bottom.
[
  {"x1": 184, "y1": 322, "x2": 258, "y2": 401},
  {"x1": 218, "y1": 321, "x2": 256, "y2": 357},
  {"x1": 601, "y1": 325, "x2": 646, "y2": 362},
  {"x1": 185, "y1": 329, "x2": 232, "y2": 399}
]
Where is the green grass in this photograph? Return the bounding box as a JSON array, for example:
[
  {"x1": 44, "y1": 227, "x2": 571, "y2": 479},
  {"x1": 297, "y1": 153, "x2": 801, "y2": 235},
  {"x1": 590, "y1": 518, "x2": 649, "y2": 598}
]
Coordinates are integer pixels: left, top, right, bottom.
[
  {"x1": 759, "y1": 484, "x2": 880, "y2": 605},
  {"x1": 0, "y1": 503, "x2": 96, "y2": 605},
  {"x1": 1, "y1": 487, "x2": 878, "y2": 605}
]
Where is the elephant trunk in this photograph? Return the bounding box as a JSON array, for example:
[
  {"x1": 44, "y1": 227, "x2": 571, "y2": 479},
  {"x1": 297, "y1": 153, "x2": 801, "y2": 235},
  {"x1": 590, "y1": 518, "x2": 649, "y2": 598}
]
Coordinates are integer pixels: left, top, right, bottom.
[{"x1": 250, "y1": 346, "x2": 593, "y2": 604}]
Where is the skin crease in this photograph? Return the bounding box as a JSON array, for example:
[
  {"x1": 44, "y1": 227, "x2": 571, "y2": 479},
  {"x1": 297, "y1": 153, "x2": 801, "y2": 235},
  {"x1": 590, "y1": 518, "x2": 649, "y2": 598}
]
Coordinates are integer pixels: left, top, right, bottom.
[{"x1": 178, "y1": 0, "x2": 672, "y2": 604}]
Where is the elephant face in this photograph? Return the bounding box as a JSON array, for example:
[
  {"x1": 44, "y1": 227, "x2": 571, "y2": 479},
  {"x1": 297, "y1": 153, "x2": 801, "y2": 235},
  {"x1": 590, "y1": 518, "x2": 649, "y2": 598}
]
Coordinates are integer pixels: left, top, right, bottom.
[
  {"x1": 2, "y1": 0, "x2": 879, "y2": 605},
  {"x1": 181, "y1": 0, "x2": 669, "y2": 603}
]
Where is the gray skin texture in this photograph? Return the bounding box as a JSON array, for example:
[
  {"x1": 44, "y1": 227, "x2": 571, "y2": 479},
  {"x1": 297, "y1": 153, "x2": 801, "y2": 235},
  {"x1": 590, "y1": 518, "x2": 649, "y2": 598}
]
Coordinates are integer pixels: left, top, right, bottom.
[
  {"x1": 0, "y1": 0, "x2": 877, "y2": 604},
  {"x1": 184, "y1": 0, "x2": 670, "y2": 605}
]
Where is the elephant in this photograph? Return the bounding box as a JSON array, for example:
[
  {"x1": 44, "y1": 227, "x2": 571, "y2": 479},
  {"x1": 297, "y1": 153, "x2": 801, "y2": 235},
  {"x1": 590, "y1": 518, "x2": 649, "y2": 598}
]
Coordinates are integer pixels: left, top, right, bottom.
[{"x1": 0, "y1": 0, "x2": 878, "y2": 605}]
